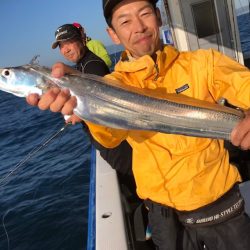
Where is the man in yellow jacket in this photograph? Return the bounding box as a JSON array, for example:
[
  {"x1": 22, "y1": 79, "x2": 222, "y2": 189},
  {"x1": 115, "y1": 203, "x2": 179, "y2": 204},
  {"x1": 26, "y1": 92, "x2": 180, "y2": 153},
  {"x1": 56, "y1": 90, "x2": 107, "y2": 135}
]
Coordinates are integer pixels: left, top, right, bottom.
[{"x1": 27, "y1": 0, "x2": 250, "y2": 249}]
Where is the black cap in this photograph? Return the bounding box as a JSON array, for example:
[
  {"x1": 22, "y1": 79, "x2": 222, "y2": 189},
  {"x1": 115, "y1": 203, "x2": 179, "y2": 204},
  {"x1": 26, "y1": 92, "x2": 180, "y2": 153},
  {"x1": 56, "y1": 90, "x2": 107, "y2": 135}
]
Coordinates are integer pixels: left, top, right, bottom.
[
  {"x1": 52, "y1": 24, "x2": 82, "y2": 49},
  {"x1": 103, "y1": 0, "x2": 159, "y2": 26}
]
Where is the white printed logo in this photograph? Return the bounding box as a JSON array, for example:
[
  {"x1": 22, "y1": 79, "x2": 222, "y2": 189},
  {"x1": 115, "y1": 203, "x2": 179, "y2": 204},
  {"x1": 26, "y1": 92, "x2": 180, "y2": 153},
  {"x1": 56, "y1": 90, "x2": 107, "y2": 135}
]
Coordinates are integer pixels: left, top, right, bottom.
[{"x1": 56, "y1": 30, "x2": 68, "y2": 39}]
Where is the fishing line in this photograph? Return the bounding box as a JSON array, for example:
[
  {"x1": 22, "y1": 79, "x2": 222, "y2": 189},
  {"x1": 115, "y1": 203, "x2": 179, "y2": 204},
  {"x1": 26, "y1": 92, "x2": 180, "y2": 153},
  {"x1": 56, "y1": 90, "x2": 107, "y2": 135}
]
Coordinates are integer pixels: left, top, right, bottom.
[
  {"x1": 0, "y1": 122, "x2": 71, "y2": 248},
  {"x1": 2, "y1": 210, "x2": 10, "y2": 250},
  {"x1": 0, "y1": 122, "x2": 71, "y2": 187}
]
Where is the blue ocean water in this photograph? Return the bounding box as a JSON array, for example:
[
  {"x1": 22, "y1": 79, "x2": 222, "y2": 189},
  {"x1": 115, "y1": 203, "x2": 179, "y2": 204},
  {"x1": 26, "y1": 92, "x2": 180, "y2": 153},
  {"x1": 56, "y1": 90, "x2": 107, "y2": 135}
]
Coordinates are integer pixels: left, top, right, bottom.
[
  {"x1": 237, "y1": 12, "x2": 250, "y2": 57},
  {"x1": 0, "y1": 91, "x2": 91, "y2": 250}
]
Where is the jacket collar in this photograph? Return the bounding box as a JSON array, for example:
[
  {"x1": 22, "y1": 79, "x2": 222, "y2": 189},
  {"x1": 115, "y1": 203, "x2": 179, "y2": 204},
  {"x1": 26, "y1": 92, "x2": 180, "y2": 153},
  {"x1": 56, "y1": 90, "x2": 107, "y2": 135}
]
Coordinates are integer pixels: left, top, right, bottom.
[{"x1": 115, "y1": 45, "x2": 179, "y2": 75}]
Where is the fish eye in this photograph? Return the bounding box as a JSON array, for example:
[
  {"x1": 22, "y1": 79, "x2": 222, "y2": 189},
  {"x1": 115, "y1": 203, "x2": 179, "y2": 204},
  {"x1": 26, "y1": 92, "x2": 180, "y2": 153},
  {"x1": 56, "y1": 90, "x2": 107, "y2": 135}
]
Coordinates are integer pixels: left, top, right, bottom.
[{"x1": 2, "y1": 69, "x2": 10, "y2": 78}]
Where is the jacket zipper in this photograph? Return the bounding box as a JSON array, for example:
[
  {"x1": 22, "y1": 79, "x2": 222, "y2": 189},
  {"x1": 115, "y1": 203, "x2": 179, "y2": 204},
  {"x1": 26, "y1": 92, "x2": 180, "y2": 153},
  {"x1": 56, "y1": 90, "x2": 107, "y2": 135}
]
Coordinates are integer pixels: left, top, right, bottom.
[{"x1": 154, "y1": 64, "x2": 159, "y2": 81}]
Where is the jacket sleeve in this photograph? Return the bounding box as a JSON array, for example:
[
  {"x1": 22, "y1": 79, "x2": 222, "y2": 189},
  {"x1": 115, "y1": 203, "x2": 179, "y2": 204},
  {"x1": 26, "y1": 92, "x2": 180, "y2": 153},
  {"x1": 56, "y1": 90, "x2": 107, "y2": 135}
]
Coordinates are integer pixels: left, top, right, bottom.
[
  {"x1": 81, "y1": 121, "x2": 132, "y2": 174},
  {"x1": 208, "y1": 49, "x2": 250, "y2": 109},
  {"x1": 85, "y1": 120, "x2": 128, "y2": 148}
]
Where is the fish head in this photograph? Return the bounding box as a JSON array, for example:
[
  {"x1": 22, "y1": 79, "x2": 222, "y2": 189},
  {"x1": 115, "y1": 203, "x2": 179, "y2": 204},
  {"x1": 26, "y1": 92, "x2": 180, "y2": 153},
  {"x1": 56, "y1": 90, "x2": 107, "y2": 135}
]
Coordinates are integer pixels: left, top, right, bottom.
[{"x1": 0, "y1": 65, "x2": 48, "y2": 97}]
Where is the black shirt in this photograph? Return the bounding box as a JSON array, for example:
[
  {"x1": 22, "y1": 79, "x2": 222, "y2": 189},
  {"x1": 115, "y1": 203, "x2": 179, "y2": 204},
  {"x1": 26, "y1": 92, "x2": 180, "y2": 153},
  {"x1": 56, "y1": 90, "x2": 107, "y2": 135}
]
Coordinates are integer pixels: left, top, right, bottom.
[{"x1": 75, "y1": 49, "x2": 110, "y2": 76}]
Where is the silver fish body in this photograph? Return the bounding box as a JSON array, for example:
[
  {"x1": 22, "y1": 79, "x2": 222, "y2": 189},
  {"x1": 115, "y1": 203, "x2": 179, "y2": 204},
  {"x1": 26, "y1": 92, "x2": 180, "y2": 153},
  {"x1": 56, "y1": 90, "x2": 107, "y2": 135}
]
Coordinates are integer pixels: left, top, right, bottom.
[{"x1": 0, "y1": 64, "x2": 244, "y2": 140}]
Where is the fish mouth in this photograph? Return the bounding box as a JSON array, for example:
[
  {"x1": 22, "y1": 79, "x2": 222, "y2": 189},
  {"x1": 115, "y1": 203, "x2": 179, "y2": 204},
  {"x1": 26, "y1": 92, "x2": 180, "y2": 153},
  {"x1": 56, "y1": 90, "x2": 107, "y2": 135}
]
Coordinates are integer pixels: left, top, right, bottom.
[{"x1": 0, "y1": 69, "x2": 5, "y2": 81}]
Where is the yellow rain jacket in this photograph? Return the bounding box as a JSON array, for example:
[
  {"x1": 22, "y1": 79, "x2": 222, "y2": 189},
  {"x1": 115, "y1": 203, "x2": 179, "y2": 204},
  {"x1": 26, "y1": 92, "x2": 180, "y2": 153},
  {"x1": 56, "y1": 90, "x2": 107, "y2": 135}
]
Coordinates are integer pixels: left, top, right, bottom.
[{"x1": 86, "y1": 45, "x2": 250, "y2": 211}]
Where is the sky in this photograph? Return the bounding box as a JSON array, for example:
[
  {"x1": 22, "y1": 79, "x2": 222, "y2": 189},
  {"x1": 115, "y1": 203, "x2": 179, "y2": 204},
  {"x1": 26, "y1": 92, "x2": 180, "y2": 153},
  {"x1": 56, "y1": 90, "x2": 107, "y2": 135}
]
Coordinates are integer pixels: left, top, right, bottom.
[
  {"x1": 0, "y1": 0, "x2": 248, "y2": 68},
  {"x1": 0, "y1": 0, "x2": 114, "y2": 67}
]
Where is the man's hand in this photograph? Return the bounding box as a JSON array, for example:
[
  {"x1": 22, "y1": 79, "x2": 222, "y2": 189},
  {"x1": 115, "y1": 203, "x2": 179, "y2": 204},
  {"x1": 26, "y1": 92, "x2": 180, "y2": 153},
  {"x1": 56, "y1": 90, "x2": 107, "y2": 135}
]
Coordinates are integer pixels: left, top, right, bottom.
[
  {"x1": 231, "y1": 110, "x2": 250, "y2": 150},
  {"x1": 26, "y1": 62, "x2": 78, "y2": 115}
]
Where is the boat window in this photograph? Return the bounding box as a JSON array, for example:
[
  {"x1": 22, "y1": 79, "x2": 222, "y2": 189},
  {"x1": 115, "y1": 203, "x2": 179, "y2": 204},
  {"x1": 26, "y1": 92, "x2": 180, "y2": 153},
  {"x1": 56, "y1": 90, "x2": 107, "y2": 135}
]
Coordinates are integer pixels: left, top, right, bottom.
[{"x1": 191, "y1": 0, "x2": 219, "y2": 38}]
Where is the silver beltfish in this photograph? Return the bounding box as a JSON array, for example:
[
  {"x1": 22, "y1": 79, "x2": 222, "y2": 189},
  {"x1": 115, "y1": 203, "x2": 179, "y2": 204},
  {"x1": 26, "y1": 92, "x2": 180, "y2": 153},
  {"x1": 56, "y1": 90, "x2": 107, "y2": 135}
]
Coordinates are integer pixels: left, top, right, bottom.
[{"x1": 0, "y1": 64, "x2": 244, "y2": 140}]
